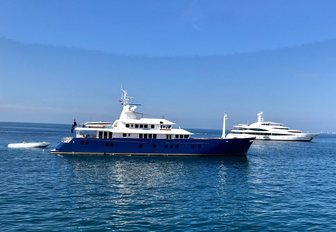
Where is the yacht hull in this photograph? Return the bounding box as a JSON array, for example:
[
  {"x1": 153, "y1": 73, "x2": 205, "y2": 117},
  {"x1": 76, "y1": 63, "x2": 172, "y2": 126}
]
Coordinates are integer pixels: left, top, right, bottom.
[
  {"x1": 50, "y1": 137, "x2": 254, "y2": 156},
  {"x1": 226, "y1": 133, "x2": 318, "y2": 142}
]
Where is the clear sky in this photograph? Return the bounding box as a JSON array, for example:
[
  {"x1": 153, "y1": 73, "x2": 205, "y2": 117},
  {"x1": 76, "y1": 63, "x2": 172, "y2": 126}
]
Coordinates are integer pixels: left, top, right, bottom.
[{"x1": 1, "y1": 0, "x2": 336, "y2": 131}]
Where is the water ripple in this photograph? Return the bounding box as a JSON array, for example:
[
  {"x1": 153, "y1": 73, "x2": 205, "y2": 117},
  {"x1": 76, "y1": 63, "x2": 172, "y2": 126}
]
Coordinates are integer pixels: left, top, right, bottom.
[{"x1": 0, "y1": 124, "x2": 336, "y2": 231}]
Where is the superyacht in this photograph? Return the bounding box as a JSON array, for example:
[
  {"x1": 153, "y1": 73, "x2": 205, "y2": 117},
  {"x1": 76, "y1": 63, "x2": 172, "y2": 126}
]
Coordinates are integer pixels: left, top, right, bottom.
[{"x1": 226, "y1": 112, "x2": 318, "y2": 142}]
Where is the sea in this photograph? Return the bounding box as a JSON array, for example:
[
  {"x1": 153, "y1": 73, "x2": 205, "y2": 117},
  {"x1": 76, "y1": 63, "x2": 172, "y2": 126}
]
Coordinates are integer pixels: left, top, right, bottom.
[{"x1": 0, "y1": 122, "x2": 336, "y2": 231}]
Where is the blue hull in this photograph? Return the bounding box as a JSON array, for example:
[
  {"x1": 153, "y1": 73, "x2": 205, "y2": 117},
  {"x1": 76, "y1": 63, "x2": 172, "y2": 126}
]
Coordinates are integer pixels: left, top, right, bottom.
[{"x1": 50, "y1": 137, "x2": 254, "y2": 156}]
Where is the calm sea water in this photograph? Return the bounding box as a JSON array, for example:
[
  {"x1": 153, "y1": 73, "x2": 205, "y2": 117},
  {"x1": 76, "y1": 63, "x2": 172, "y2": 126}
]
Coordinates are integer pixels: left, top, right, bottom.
[{"x1": 1, "y1": 122, "x2": 336, "y2": 231}]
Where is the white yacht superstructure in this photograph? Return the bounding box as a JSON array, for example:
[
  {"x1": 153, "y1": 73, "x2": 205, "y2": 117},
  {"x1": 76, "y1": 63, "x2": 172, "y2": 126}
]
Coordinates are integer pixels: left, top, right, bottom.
[
  {"x1": 74, "y1": 89, "x2": 193, "y2": 140},
  {"x1": 226, "y1": 112, "x2": 318, "y2": 142}
]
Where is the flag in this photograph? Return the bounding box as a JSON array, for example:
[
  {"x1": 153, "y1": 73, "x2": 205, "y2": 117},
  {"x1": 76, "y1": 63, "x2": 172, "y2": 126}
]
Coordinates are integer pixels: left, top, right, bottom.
[{"x1": 71, "y1": 119, "x2": 77, "y2": 133}]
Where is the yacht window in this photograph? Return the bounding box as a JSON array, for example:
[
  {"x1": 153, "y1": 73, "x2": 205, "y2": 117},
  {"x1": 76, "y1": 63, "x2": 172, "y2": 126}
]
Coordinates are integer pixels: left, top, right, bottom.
[
  {"x1": 184, "y1": 135, "x2": 189, "y2": 139},
  {"x1": 126, "y1": 124, "x2": 129, "y2": 128},
  {"x1": 123, "y1": 133, "x2": 127, "y2": 137},
  {"x1": 139, "y1": 134, "x2": 143, "y2": 139},
  {"x1": 175, "y1": 135, "x2": 179, "y2": 139},
  {"x1": 109, "y1": 132, "x2": 113, "y2": 138},
  {"x1": 135, "y1": 124, "x2": 139, "y2": 128},
  {"x1": 144, "y1": 125, "x2": 148, "y2": 129},
  {"x1": 140, "y1": 124, "x2": 143, "y2": 128},
  {"x1": 131, "y1": 124, "x2": 134, "y2": 128},
  {"x1": 151, "y1": 125, "x2": 155, "y2": 128},
  {"x1": 149, "y1": 134, "x2": 152, "y2": 139},
  {"x1": 144, "y1": 134, "x2": 148, "y2": 139},
  {"x1": 98, "y1": 131, "x2": 103, "y2": 139},
  {"x1": 153, "y1": 134, "x2": 157, "y2": 139}
]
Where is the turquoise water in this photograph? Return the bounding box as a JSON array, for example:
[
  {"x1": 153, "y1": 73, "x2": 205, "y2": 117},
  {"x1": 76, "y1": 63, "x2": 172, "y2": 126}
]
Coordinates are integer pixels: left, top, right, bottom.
[{"x1": 1, "y1": 122, "x2": 336, "y2": 231}]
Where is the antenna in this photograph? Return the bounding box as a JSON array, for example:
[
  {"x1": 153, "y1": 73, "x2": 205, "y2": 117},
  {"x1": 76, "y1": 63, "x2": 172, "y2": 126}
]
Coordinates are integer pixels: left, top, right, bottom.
[{"x1": 120, "y1": 86, "x2": 132, "y2": 106}]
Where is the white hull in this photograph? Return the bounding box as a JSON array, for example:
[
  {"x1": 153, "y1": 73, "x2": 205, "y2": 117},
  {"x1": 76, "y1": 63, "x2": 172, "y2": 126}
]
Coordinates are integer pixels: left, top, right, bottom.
[
  {"x1": 8, "y1": 142, "x2": 50, "y2": 148},
  {"x1": 226, "y1": 133, "x2": 318, "y2": 142}
]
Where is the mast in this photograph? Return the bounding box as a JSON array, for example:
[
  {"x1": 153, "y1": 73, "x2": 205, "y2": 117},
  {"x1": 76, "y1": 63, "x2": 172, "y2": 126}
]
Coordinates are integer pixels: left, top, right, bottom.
[
  {"x1": 221, "y1": 113, "x2": 228, "y2": 138},
  {"x1": 257, "y1": 112, "x2": 264, "y2": 124}
]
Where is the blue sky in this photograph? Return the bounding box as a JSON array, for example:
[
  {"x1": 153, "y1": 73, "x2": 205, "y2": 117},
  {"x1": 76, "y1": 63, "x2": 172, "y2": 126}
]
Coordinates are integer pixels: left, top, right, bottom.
[
  {"x1": 2, "y1": 0, "x2": 336, "y2": 55},
  {"x1": 1, "y1": 0, "x2": 336, "y2": 131}
]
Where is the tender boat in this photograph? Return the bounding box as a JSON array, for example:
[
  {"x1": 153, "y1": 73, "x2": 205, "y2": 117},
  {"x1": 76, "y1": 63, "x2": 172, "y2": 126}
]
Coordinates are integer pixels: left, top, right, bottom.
[
  {"x1": 226, "y1": 112, "x2": 318, "y2": 142},
  {"x1": 8, "y1": 142, "x2": 50, "y2": 148},
  {"x1": 50, "y1": 89, "x2": 254, "y2": 156}
]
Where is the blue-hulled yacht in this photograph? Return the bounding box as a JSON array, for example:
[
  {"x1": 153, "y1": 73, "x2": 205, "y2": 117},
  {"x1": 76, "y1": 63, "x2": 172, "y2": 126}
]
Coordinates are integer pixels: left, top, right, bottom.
[{"x1": 50, "y1": 89, "x2": 254, "y2": 156}]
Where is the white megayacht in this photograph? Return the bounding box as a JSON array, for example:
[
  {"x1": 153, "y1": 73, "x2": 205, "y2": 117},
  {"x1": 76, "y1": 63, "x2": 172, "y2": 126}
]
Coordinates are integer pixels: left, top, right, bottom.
[{"x1": 226, "y1": 112, "x2": 318, "y2": 141}]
